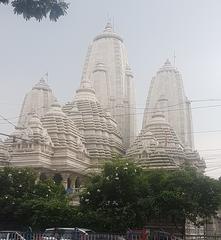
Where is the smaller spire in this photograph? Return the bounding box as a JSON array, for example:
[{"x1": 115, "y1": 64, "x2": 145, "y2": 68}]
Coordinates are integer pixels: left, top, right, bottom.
[
  {"x1": 75, "y1": 78, "x2": 97, "y2": 102},
  {"x1": 46, "y1": 100, "x2": 66, "y2": 117},
  {"x1": 28, "y1": 113, "x2": 42, "y2": 129}
]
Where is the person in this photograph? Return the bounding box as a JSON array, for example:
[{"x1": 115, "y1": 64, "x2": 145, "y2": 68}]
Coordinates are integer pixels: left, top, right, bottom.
[{"x1": 25, "y1": 226, "x2": 33, "y2": 240}]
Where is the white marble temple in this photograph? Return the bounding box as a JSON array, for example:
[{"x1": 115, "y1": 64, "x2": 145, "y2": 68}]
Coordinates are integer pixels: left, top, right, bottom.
[
  {"x1": 143, "y1": 59, "x2": 194, "y2": 149},
  {"x1": 63, "y1": 79, "x2": 125, "y2": 166},
  {"x1": 127, "y1": 108, "x2": 205, "y2": 171},
  {"x1": 17, "y1": 77, "x2": 56, "y2": 128},
  {"x1": 80, "y1": 22, "x2": 137, "y2": 148}
]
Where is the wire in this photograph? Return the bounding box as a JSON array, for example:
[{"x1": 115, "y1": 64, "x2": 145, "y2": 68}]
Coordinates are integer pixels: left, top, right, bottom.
[
  {"x1": 0, "y1": 128, "x2": 220, "y2": 154},
  {"x1": 0, "y1": 105, "x2": 48, "y2": 121},
  {"x1": 105, "y1": 98, "x2": 221, "y2": 111},
  {"x1": 1, "y1": 98, "x2": 221, "y2": 121},
  {"x1": 122, "y1": 129, "x2": 221, "y2": 140},
  {"x1": 112, "y1": 104, "x2": 221, "y2": 117},
  {"x1": 0, "y1": 114, "x2": 17, "y2": 128},
  {"x1": 198, "y1": 149, "x2": 221, "y2": 152}
]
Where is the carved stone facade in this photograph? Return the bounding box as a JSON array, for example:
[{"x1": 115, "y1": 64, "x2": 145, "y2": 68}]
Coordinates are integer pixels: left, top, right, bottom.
[
  {"x1": 0, "y1": 76, "x2": 125, "y2": 186},
  {"x1": 127, "y1": 108, "x2": 205, "y2": 171},
  {"x1": 0, "y1": 23, "x2": 205, "y2": 188},
  {"x1": 81, "y1": 22, "x2": 137, "y2": 148},
  {"x1": 17, "y1": 78, "x2": 56, "y2": 128},
  {"x1": 63, "y1": 80, "x2": 125, "y2": 167},
  {"x1": 143, "y1": 59, "x2": 194, "y2": 149}
]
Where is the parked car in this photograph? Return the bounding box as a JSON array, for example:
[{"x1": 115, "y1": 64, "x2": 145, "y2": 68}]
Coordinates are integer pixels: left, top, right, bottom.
[
  {"x1": 43, "y1": 228, "x2": 94, "y2": 240},
  {"x1": 0, "y1": 231, "x2": 26, "y2": 240}
]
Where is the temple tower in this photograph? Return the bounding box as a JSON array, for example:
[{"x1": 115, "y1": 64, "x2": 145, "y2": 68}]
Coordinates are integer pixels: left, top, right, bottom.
[
  {"x1": 127, "y1": 104, "x2": 205, "y2": 171},
  {"x1": 80, "y1": 22, "x2": 137, "y2": 148},
  {"x1": 63, "y1": 78, "x2": 125, "y2": 166},
  {"x1": 142, "y1": 59, "x2": 194, "y2": 149},
  {"x1": 17, "y1": 77, "x2": 56, "y2": 128}
]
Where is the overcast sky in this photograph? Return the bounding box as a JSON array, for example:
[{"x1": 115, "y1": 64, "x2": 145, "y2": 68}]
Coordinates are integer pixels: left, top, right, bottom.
[{"x1": 1, "y1": 0, "x2": 221, "y2": 178}]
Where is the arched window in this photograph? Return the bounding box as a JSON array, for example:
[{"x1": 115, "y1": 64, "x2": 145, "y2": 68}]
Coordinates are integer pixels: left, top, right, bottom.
[
  {"x1": 39, "y1": 172, "x2": 47, "y2": 181},
  {"x1": 75, "y1": 176, "x2": 81, "y2": 190},
  {"x1": 67, "y1": 177, "x2": 72, "y2": 189},
  {"x1": 53, "y1": 173, "x2": 63, "y2": 185}
]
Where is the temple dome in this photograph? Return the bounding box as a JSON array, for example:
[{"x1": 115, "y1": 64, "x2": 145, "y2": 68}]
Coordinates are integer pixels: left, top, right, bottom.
[
  {"x1": 127, "y1": 112, "x2": 186, "y2": 169},
  {"x1": 63, "y1": 83, "x2": 125, "y2": 165},
  {"x1": 17, "y1": 77, "x2": 56, "y2": 128},
  {"x1": 128, "y1": 111, "x2": 204, "y2": 170},
  {"x1": 42, "y1": 101, "x2": 84, "y2": 148},
  {"x1": 40, "y1": 100, "x2": 90, "y2": 172},
  {"x1": 27, "y1": 114, "x2": 53, "y2": 146},
  {"x1": 28, "y1": 113, "x2": 42, "y2": 127},
  {"x1": 46, "y1": 100, "x2": 66, "y2": 117},
  {"x1": 6, "y1": 114, "x2": 53, "y2": 147}
]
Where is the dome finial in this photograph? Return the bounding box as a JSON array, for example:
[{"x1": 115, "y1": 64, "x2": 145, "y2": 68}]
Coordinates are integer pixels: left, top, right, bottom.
[
  {"x1": 158, "y1": 58, "x2": 174, "y2": 72},
  {"x1": 165, "y1": 58, "x2": 171, "y2": 66},
  {"x1": 33, "y1": 75, "x2": 51, "y2": 91},
  {"x1": 104, "y1": 21, "x2": 113, "y2": 32}
]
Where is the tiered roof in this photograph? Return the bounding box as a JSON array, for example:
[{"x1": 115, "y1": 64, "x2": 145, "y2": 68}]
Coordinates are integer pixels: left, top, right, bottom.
[
  {"x1": 127, "y1": 112, "x2": 204, "y2": 170},
  {"x1": 63, "y1": 81, "x2": 124, "y2": 165}
]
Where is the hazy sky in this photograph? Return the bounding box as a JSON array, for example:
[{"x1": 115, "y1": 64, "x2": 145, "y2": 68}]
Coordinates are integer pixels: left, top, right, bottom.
[{"x1": 1, "y1": 0, "x2": 221, "y2": 178}]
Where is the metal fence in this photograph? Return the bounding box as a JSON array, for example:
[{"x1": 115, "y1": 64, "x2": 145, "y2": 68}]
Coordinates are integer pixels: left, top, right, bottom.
[
  {"x1": 185, "y1": 236, "x2": 221, "y2": 240},
  {"x1": 1, "y1": 231, "x2": 221, "y2": 240}
]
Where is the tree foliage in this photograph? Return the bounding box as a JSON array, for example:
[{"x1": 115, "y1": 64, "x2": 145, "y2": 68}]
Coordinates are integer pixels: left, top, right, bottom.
[
  {"x1": 80, "y1": 160, "x2": 143, "y2": 232},
  {"x1": 80, "y1": 160, "x2": 221, "y2": 233},
  {"x1": 0, "y1": 0, "x2": 69, "y2": 21},
  {"x1": 0, "y1": 162, "x2": 221, "y2": 233},
  {"x1": 0, "y1": 167, "x2": 73, "y2": 230}
]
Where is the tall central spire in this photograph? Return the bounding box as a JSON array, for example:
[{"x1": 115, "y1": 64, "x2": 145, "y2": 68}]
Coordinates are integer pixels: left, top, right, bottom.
[{"x1": 79, "y1": 23, "x2": 137, "y2": 148}]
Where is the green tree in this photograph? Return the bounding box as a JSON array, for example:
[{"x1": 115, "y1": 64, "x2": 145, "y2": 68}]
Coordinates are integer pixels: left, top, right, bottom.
[
  {"x1": 0, "y1": 167, "x2": 73, "y2": 230},
  {"x1": 79, "y1": 160, "x2": 221, "y2": 233},
  {"x1": 0, "y1": 0, "x2": 69, "y2": 21},
  {"x1": 80, "y1": 160, "x2": 143, "y2": 232},
  {"x1": 139, "y1": 168, "x2": 221, "y2": 234}
]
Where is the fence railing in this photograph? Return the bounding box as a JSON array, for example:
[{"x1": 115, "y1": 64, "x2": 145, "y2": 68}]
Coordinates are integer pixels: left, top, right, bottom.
[{"x1": 1, "y1": 231, "x2": 221, "y2": 240}]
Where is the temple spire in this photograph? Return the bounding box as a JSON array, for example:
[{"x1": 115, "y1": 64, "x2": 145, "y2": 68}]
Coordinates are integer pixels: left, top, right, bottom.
[
  {"x1": 17, "y1": 77, "x2": 56, "y2": 128},
  {"x1": 80, "y1": 23, "x2": 136, "y2": 148},
  {"x1": 75, "y1": 77, "x2": 97, "y2": 102},
  {"x1": 143, "y1": 60, "x2": 194, "y2": 149}
]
